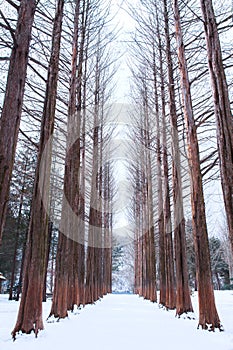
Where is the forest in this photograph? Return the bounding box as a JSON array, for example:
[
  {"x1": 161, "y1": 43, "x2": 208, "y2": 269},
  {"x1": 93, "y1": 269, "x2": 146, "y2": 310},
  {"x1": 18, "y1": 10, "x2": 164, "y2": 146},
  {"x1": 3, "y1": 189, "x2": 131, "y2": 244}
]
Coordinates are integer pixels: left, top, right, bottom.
[{"x1": 0, "y1": 0, "x2": 233, "y2": 341}]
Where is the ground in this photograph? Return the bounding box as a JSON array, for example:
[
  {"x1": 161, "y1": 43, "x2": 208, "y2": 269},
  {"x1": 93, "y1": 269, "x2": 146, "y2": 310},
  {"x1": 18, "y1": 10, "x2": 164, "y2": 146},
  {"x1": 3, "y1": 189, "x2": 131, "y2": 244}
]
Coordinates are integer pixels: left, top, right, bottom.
[{"x1": 0, "y1": 291, "x2": 233, "y2": 349}]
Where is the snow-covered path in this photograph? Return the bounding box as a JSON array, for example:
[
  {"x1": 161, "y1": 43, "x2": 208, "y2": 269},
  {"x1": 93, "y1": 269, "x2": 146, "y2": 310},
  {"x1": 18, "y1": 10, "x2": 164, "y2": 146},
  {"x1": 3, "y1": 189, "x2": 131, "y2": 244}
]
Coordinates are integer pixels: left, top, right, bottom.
[{"x1": 1, "y1": 292, "x2": 233, "y2": 349}]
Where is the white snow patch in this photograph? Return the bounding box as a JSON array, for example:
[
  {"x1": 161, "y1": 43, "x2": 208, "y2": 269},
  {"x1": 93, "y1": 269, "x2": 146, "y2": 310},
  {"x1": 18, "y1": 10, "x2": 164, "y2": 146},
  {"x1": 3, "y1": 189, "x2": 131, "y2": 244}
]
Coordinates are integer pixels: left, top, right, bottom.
[
  {"x1": 176, "y1": 311, "x2": 196, "y2": 320},
  {"x1": 0, "y1": 291, "x2": 233, "y2": 350}
]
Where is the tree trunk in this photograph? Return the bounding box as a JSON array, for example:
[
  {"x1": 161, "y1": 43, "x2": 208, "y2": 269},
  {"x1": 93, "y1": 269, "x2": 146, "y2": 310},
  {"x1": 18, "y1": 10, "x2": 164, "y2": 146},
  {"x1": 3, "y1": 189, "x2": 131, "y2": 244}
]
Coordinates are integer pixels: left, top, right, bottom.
[
  {"x1": 199, "y1": 0, "x2": 233, "y2": 256},
  {"x1": 161, "y1": 65, "x2": 176, "y2": 310},
  {"x1": 86, "y1": 36, "x2": 105, "y2": 303},
  {"x1": 154, "y1": 23, "x2": 166, "y2": 307},
  {"x1": 16, "y1": 234, "x2": 27, "y2": 301},
  {"x1": 144, "y1": 90, "x2": 157, "y2": 303},
  {"x1": 65, "y1": 0, "x2": 88, "y2": 312},
  {"x1": 164, "y1": 0, "x2": 193, "y2": 317},
  {"x1": 12, "y1": 0, "x2": 64, "y2": 338},
  {"x1": 77, "y1": 46, "x2": 88, "y2": 305},
  {"x1": 102, "y1": 167, "x2": 112, "y2": 295},
  {"x1": 49, "y1": 0, "x2": 82, "y2": 318},
  {"x1": 134, "y1": 166, "x2": 142, "y2": 295},
  {"x1": 49, "y1": 232, "x2": 69, "y2": 319},
  {"x1": 85, "y1": 119, "x2": 101, "y2": 303},
  {"x1": 42, "y1": 221, "x2": 53, "y2": 302},
  {"x1": 173, "y1": 0, "x2": 222, "y2": 331},
  {"x1": 0, "y1": 0, "x2": 36, "y2": 243}
]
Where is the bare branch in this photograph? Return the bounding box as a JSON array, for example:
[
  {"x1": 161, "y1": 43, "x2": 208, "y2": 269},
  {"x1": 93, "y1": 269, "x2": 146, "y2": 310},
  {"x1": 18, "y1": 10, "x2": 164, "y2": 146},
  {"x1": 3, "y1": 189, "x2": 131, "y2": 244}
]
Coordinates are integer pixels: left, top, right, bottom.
[{"x1": 0, "y1": 10, "x2": 16, "y2": 45}]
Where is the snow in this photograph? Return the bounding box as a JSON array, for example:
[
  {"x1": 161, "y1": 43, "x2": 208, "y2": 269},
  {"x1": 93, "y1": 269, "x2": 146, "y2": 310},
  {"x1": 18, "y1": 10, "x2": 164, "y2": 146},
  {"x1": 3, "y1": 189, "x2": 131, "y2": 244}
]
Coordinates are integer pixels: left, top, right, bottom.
[{"x1": 1, "y1": 291, "x2": 233, "y2": 350}]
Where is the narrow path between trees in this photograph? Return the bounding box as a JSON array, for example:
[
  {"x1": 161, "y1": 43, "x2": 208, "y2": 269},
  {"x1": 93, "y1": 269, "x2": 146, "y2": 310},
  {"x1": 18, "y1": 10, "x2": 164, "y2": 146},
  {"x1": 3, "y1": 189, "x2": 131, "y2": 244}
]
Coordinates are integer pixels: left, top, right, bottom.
[{"x1": 1, "y1": 292, "x2": 233, "y2": 350}]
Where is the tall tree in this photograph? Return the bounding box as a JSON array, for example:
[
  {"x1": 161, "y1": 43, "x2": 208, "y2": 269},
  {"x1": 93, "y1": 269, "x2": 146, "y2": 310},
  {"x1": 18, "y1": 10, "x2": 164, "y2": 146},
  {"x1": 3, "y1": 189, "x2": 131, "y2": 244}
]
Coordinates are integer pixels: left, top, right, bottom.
[
  {"x1": 154, "y1": 11, "x2": 166, "y2": 307},
  {"x1": 163, "y1": 0, "x2": 193, "y2": 316},
  {"x1": 49, "y1": 0, "x2": 82, "y2": 319},
  {"x1": 199, "y1": 0, "x2": 233, "y2": 256},
  {"x1": 85, "y1": 39, "x2": 103, "y2": 305},
  {"x1": 173, "y1": 0, "x2": 222, "y2": 331},
  {"x1": 12, "y1": 0, "x2": 64, "y2": 338},
  {"x1": 142, "y1": 86, "x2": 157, "y2": 302},
  {"x1": 0, "y1": 0, "x2": 37, "y2": 243},
  {"x1": 102, "y1": 163, "x2": 112, "y2": 295},
  {"x1": 160, "y1": 33, "x2": 176, "y2": 311}
]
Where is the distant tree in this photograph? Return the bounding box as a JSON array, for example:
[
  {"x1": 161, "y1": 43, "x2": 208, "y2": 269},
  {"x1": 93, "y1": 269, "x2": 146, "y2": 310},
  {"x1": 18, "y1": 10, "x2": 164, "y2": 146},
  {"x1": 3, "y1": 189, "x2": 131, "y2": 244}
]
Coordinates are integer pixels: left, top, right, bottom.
[
  {"x1": 209, "y1": 236, "x2": 230, "y2": 290},
  {"x1": 220, "y1": 220, "x2": 233, "y2": 282},
  {"x1": 112, "y1": 241, "x2": 134, "y2": 293},
  {"x1": 0, "y1": 145, "x2": 35, "y2": 299},
  {"x1": 0, "y1": 205, "x2": 18, "y2": 282},
  {"x1": 112, "y1": 244, "x2": 124, "y2": 273},
  {"x1": 112, "y1": 244, "x2": 124, "y2": 291},
  {"x1": 8, "y1": 149, "x2": 35, "y2": 301},
  {"x1": 185, "y1": 219, "x2": 197, "y2": 291},
  {"x1": 102, "y1": 164, "x2": 113, "y2": 295}
]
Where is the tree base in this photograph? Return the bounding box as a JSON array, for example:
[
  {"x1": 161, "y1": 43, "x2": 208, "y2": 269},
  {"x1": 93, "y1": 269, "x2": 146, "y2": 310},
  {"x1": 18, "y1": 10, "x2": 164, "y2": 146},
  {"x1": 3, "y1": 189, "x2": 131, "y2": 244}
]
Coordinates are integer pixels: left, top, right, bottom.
[
  {"x1": 176, "y1": 311, "x2": 196, "y2": 320},
  {"x1": 197, "y1": 323, "x2": 224, "y2": 332}
]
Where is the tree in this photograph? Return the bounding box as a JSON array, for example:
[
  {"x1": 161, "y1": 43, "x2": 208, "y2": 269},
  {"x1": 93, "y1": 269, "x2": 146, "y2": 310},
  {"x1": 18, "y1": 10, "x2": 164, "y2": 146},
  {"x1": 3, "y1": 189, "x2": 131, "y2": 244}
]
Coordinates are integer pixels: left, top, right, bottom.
[
  {"x1": 0, "y1": 205, "x2": 18, "y2": 283},
  {"x1": 0, "y1": 143, "x2": 35, "y2": 299},
  {"x1": 50, "y1": 0, "x2": 115, "y2": 316},
  {"x1": 199, "y1": 0, "x2": 233, "y2": 257},
  {"x1": 102, "y1": 163, "x2": 113, "y2": 295},
  {"x1": 185, "y1": 219, "x2": 197, "y2": 291},
  {"x1": 173, "y1": 0, "x2": 222, "y2": 331},
  {"x1": 0, "y1": 0, "x2": 37, "y2": 243},
  {"x1": 12, "y1": 0, "x2": 64, "y2": 338},
  {"x1": 8, "y1": 149, "x2": 34, "y2": 301},
  {"x1": 153, "y1": 8, "x2": 166, "y2": 307},
  {"x1": 209, "y1": 236, "x2": 230, "y2": 290},
  {"x1": 163, "y1": 0, "x2": 193, "y2": 316},
  {"x1": 49, "y1": 0, "x2": 82, "y2": 320},
  {"x1": 112, "y1": 243, "x2": 123, "y2": 290}
]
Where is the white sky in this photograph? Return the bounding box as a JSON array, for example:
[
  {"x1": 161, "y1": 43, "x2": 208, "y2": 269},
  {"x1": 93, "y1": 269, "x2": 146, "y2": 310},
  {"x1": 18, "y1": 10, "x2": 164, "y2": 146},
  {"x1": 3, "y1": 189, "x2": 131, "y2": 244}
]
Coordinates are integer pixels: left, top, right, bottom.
[
  {"x1": 108, "y1": 0, "x2": 227, "y2": 239},
  {"x1": 110, "y1": 0, "x2": 136, "y2": 103}
]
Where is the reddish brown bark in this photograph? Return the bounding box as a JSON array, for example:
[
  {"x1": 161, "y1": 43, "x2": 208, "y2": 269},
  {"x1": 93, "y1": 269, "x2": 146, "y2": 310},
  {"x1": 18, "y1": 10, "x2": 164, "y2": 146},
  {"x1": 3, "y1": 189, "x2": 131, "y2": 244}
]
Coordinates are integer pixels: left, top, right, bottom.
[
  {"x1": 164, "y1": 0, "x2": 193, "y2": 316},
  {"x1": 85, "y1": 123, "x2": 102, "y2": 304},
  {"x1": 42, "y1": 221, "x2": 53, "y2": 302},
  {"x1": 0, "y1": 0, "x2": 36, "y2": 244},
  {"x1": 49, "y1": 0, "x2": 82, "y2": 318},
  {"x1": 85, "y1": 83, "x2": 100, "y2": 306},
  {"x1": 66, "y1": 0, "x2": 88, "y2": 310},
  {"x1": 78, "y1": 135, "x2": 86, "y2": 305},
  {"x1": 86, "y1": 35, "x2": 106, "y2": 304},
  {"x1": 161, "y1": 35, "x2": 176, "y2": 311},
  {"x1": 49, "y1": 233, "x2": 69, "y2": 319},
  {"x1": 134, "y1": 166, "x2": 142, "y2": 295},
  {"x1": 144, "y1": 100, "x2": 157, "y2": 303},
  {"x1": 162, "y1": 91, "x2": 174, "y2": 310},
  {"x1": 173, "y1": 0, "x2": 222, "y2": 330},
  {"x1": 154, "y1": 20, "x2": 166, "y2": 307},
  {"x1": 12, "y1": 0, "x2": 64, "y2": 338}
]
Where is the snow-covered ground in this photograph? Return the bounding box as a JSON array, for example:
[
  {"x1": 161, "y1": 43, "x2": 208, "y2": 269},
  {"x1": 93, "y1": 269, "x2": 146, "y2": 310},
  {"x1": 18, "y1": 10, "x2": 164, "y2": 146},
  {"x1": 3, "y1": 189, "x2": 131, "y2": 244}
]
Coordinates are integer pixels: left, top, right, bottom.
[{"x1": 0, "y1": 291, "x2": 233, "y2": 349}]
